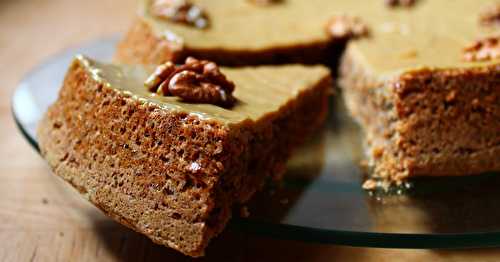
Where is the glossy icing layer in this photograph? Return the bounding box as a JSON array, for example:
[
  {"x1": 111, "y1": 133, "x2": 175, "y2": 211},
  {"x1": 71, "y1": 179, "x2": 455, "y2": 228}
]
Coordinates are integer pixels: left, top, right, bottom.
[{"x1": 76, "y1": 55, "x2": 330, "y2": 125}]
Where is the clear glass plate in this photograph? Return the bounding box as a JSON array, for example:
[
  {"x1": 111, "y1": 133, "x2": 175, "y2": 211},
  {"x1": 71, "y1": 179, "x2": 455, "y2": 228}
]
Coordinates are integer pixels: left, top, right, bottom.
[{"x1": 12, "y1": 37, "x2": 500, "y2": 249}]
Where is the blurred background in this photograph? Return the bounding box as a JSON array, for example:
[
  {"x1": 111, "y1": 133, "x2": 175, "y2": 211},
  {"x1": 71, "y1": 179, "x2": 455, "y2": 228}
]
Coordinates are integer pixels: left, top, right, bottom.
[{"x1": 1, "y1": 1, "x2": 500, "y2": 261}]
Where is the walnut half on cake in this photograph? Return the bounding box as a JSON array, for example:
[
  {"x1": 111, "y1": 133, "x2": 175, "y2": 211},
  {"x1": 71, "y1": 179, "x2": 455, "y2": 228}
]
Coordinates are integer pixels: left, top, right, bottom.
[{"x1": 37, "y1": 55, "x2": 331, "y2": 257}]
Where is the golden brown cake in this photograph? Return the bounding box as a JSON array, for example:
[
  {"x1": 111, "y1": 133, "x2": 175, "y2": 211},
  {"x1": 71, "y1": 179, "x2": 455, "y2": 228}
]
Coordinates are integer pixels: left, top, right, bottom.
[
  {"x1": 339, "y1": 0, "x2": 500, "y2": 186},
  {"x1": 37, "y1": 55, "x2": 331, "y2": 256}
]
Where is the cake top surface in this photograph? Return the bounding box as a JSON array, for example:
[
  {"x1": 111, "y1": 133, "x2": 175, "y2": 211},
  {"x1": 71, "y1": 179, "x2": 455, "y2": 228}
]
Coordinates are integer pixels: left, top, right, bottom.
[
  {"x1": 347, "y1": 0, "x2": 500, "y2": 79},
  {"x1": 141, "y1": 0, "x2": 500, "y2": 78},
  {"x1": 76, "y1": 55, "x2": 329, "y2": 125}
]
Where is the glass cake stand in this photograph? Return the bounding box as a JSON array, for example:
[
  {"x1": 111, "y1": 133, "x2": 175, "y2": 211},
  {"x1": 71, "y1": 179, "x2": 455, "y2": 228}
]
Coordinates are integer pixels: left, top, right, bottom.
[{"x1": 12, "y1": 36, "x2": 500, "y2": 249}]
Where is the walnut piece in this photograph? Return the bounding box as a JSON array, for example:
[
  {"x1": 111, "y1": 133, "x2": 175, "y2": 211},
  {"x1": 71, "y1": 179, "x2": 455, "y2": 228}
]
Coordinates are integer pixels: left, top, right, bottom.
[
  {"x1": 144, "y1": 62, "x2": 176, "y2": 92},
  {"x1": 463, "y1": 36, "x2": 500, "y2": 62},
  {"x1": 362, "y1": 179, "x2": 377, "y2": 190},
  {"x1": 325, "y1": 15, "x2": 369, "y2": 39},
  {"x1": 385, "y1": 0, "x2": 416, "y2": 8},
  {"x1": 145, "y1": 57, "x2": 236, "y2": 107},
  {"x1": 479, "y1": 3, "x2": 500, "y2": 26},
  {"x1": 151, "y1": 0, "x2": 209, "y2": 29}
]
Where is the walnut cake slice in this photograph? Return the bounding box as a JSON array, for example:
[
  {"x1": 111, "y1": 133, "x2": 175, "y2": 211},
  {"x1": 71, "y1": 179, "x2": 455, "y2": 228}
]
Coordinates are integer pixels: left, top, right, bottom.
[{"x1": 37, "y1": 55, "x2": 331, "y2": 256}]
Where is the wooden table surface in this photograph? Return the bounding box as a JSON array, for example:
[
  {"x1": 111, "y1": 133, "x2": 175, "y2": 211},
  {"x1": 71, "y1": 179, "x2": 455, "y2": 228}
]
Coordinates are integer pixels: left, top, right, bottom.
[{"x1": 1, "y1": 1, "x2": 499, "y2": 261}]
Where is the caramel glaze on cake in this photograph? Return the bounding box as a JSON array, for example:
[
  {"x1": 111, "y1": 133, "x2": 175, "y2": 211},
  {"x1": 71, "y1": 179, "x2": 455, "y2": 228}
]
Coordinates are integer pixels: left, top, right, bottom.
[{"x1": 37, "y1": 56, "x2": 331, "y2": 256}]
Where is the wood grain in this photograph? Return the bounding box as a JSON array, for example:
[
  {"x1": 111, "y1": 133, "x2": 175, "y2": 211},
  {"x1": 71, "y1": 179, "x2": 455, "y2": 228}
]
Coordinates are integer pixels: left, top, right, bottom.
[{"x1": 1, "y1": 0, "x2": 499, "y2": 261}]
